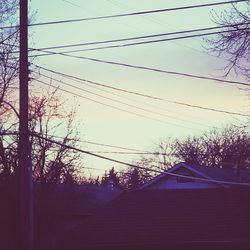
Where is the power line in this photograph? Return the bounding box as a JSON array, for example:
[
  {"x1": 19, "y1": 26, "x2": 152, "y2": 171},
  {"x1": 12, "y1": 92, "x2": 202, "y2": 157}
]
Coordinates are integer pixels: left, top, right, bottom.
[
  {"x1": 102, "y1": 0, "x2": 224, "y2": 58},
  {"x1": 0, "y1": 0, "x2": 247, "y2": 29},
  {"x1": 8, "y1": 26, "x2": 249, "y2": 59},
  {"x1": 8, "y1": 23, "x2": 249, "y2": 55},
  {"x1": 36, "y1": 79, "x2": 199, "y2": 130},
  {"x1": 79, "y1": 151, "x2": 164, "y2": 155},
  {"x1": 32, "y1": 132, "x2": 250, "y2": 187},
  {"x1": 50, "y1": 0, "x2": 250, "y2": 64},
  {"x1": 44, "y1": 0, "x2": 249, "y2": 64},
  {"x1": 78, "y1": 151, "x2": 184, "y2": 156},
  {"x1": 32, "y1": 132, "x2": 161, "y2": 173},
  {"x1": 61, "y1": 0, "x2": 82, "y2": 8},
  {"x1": 74, "y1": 151, "x2": 250, "y2": 160},
  {"x1": 30, "y1": 48, "x2": 250, "y2": 89},
  {"x1": 34, "y1": 64, "x2": 250, "y2": 117},
  {"x1": 36, "y1": 71, "x2": 210, "y2": 128},
  {"x1": 1, "y1": 131, "x2": 249, "y2": 165},
  {"x1": 0, "y1": 130, "x2": 149, "y2": 152},
  {"x1": 38, "y1": 69, "x2": 213, "y2": 126},
  {"x1": 52, "y1": 136, "x2": 148, "y2": 152},
  {"x1": 0, "y1": 29, "x2": 19, "y2": 44},
  {"x1": 6, "y1": 34, "x2": 250, "y2": 90},
  {"x1": 61, "y1": 28, "x2": 250, "y2": 53},
  {"x1": 1, "y1": 130, "x2": 250, "y2": 186},
  {"x1": 27, "y1": 23, "x2": 250, "y2": 52},
  {"x1": 25, "y1": 28, "x2": 249, "y2": 57},
  {"x1": 39, "y1": 67, "x2": 212, "y2": 124},
  {"x1": 31, "y1": 27, "x2": 250, "y2": 54},
  {"x1": 33, "y1": 133, "x2": 248, "y2": 158}
]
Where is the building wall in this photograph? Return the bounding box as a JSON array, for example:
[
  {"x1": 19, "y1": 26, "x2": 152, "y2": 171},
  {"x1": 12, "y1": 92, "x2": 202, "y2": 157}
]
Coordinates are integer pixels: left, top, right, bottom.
[{"x1": 146, "y1": 175, "x2": 219, "y2": 189}]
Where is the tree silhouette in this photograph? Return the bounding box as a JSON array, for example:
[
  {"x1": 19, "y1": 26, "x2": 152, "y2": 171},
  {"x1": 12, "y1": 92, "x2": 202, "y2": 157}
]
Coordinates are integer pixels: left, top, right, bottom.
[
  {"x1": 127, "y1": 168, "x2": 141, "y2": 190},
  {"x1": 101, "y1": 167, "x2": 121, "y2": 189},
  {"x1": 206, "y1": 2, "x2": 250, "y2": 79}
]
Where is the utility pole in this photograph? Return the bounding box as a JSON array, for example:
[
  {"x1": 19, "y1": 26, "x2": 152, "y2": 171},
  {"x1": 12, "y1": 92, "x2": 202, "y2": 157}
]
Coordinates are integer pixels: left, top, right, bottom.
[{"x1": 19, "y1": 0, "x2": 33, "y2": 250}]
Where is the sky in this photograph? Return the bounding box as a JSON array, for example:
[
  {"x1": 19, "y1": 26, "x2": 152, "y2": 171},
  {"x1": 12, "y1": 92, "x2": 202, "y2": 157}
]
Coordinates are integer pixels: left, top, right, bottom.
[{"x1": 28, "y1": 0, "x2": 249, "y2": 177}]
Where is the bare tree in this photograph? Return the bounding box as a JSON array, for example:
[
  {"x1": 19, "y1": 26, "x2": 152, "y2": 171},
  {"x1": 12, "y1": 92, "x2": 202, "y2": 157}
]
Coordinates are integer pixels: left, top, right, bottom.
[
  {"x1": 132, "y1": 126, "x2": 250, "y2": 178},
  {"x1": 0, "y1": 0, "x2": 19, "y2": 115},
  {"x1": 152, "y1": 137, "x2": 178, "y2": 169},
  {"x1": 0, "y1": 1, "x2": 83, "y2": 185},
  {"x1": 125, "y1": 137, "x2": 178, "y2": 182},
  {"x1": 174, "y1": 136, "x2": 206, "y2": 165},
  {"x1": 173, "y1": 126, "x2": 250, "y2": 170},
  {"x1": 206, "y1": 1, "x2": 250, "y2": 78},
  {"x1": 29, "y1": 87, "x2": 83, "y2": 185},
  {"x1": 0, "y1": 87, "x2": 83, "y2": 185},
  {"x1": 0, "y1": 0, "x2": 19, "y2": 186}
]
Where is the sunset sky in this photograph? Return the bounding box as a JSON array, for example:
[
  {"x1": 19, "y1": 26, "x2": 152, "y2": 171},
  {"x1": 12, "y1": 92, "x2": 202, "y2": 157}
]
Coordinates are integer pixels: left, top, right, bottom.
[{"x1": 29, "y1": 0, "x2": 249, "y2": 176}]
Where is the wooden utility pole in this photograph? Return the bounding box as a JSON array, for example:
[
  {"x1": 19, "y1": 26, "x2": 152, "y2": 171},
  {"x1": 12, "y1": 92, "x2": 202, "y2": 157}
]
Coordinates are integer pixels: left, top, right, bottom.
[{"x1": 19, "y1": 0, "x2": 33, "y2": 250}]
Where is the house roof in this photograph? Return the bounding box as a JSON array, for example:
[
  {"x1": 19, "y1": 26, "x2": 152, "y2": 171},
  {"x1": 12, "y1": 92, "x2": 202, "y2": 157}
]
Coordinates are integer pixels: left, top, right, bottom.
[
  {"x1": 59, "y1": 189, "x2": 250, "y2": 250},
  {"x1": 186, "y1": 164, "x2": 248, "y2": 183},
  {"x1": 141, "y1": 162, "x2": 250, "y2": 189}
]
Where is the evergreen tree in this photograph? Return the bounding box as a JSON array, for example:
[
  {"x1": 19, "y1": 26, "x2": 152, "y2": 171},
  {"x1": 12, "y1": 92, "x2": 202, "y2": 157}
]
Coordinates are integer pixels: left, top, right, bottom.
[
  {"x1": 101, "y1": 167, "x2": 121, "y2": 189},
  {"x1": 127, "y1": 168, "x2": 141, "y2": 190}
]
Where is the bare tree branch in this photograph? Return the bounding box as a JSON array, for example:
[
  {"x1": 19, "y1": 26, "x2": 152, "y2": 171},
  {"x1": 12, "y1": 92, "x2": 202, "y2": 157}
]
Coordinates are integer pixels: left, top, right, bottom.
[{"x1": 206, "y1": 2, "x2": 250, "y2": 79}]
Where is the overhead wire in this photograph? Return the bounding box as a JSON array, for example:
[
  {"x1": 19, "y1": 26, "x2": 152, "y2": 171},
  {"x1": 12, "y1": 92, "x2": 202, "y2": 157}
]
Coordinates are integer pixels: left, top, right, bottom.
[
  {"x1": 0, "y1": 130, "x2": 149, "y2": 152},
  {"x1": 62, "y1": 0, "x2": 82, "y2": 8},
  {"x1": 104, "y1": 0, "x2": 220, "y2": 57},
  {"x1": 72, "y1": 151, "x2": 250, "y2": 161},
  {"x1": 7, "y1": 130, "x2": 244, "y2": 161},
  {"x1": 35, "y1": 78, "x2": 200, "y2": 130},
  {"x1": 4, "y1": 26, "x2": 250, "y2": 91},
  {"x1": 30, "y1": 27, "x2": 250, "y2": 54},
  {"x1": 32, "y1": 132, "x2": 250, "y2": 187},
  {"x1": 26, "y1": 23, "x2": 250, "y2": 52},
  {"x1": 38, "y1": 68, "x2": 214, "y2": 125},
  {"x1": 1, "y1": 130, "x2": 248, "y2": 164},
  {"x1": 31, "y1": 132, "x2": 163, "y2": 174},
  {"x1": 35, "y1": 71, "x2": 211, "y2": 128},
  {"x1": 50, "y1": 135, "x2": 148, "y2": 152},
  {"x1": 41, "y1": 68, "x2": 212, "y2": 123},
  {"x1": 35, "y1": 131, "x2": 249, "y2": 159},
  {"x1": 69, "y1": 28, "x2": 250, "y2": 54},
  {"x1": 1, "y1": 130, "x2": 249, "y2": 186},
  {"x1": 28, "y1": 46, "x2": 250, "y2": 89},
  {"x1": 0, "y1": 29, "x2": 19, "y2": 45},
  {"x1": 34, "y1": 64, "x2": 250, "y2": 117},
  {"x1": 0, "y1": 0, "x2": 247, "y2": 29},
  {"x1": 43, "y1": 0, "x2": 249, "y2": 65},
  {"x1": 4, "y1": 23, "x2": 247, "y2": 64},
  {"x1": 48, "y1": 0, "x2": 247, "y2": 64},
  {"x1": 72, "y1": 0, "x2": 235, "y2": 65}
]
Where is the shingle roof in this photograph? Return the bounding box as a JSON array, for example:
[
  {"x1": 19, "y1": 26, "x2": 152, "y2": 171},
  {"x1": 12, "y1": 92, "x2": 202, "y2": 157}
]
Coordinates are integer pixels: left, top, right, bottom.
[
  {"x1": 59, "y1": 189, "x2": 250, "y2": 250},
  {"x1": 141, "y1": 162, "x2": 250, "y2": 189},
  {"x1": 187, "y1": 163, "x2": 247, "y2": 183}
]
